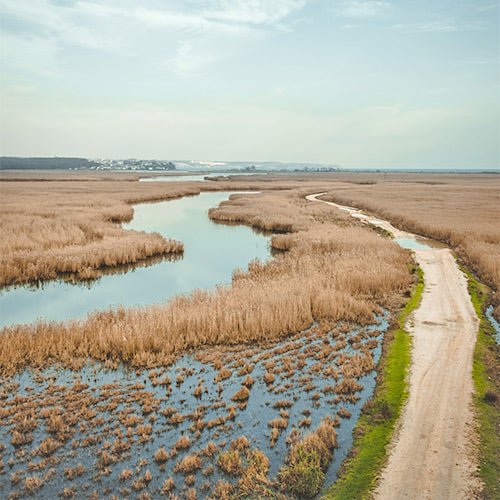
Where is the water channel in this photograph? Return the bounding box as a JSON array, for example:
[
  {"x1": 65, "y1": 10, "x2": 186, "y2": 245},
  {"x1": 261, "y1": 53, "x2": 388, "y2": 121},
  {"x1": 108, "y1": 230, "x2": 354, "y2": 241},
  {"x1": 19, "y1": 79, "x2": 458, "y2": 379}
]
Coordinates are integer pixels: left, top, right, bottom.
[
  {"x1": 139, "y1": 172, "x2": 262, "y2": 182},
  {"x1": 0, "y1": 192, "x2": 271, "y2": 328}
]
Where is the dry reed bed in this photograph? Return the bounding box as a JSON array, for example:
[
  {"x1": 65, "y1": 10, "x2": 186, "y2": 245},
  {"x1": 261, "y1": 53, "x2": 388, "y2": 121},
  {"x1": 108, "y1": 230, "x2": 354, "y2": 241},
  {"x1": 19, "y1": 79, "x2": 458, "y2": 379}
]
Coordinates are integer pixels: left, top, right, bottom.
[
  {"x1": 0, "y1": 180, "x2": 202, "y2": 286},
  {"x1": 319, "y1": 175, "x2": 500, "y2": 315},
  {"x1": 0, "y1": 189, "x2": 412, "y2": 376},
  {"x1": 0, "y1": 173, "x2": 331, "y2": 286}
]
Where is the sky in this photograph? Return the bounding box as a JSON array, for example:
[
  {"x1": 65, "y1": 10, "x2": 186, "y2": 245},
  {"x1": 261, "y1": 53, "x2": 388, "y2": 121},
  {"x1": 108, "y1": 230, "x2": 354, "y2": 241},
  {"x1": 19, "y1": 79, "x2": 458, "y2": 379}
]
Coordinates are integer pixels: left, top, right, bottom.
[{"x1": 0, "y1": 0, "x2": 498, "y2": 169}]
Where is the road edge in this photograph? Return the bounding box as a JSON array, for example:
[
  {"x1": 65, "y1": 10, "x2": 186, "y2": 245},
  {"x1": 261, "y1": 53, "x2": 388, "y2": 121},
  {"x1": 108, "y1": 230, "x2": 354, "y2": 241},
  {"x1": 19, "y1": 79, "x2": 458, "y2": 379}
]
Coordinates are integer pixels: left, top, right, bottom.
[
  {"x1": 321, "y1": 267, "x2": 423, "y2": 499},
  {"x1": 464, "y1": 268, "x2": 500, "y2": 499}
]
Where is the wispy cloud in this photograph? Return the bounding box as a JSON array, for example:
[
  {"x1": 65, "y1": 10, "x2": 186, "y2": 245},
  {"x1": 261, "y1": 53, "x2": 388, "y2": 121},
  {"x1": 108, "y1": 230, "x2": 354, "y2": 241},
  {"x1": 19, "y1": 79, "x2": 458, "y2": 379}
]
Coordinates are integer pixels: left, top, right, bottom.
[
  {"x1": 335, "y1": 1, "x2": 390, "y2": 18},
  {"x1": 391, "y1": 20, "x2": 488, "y2": 34},
  {"x1": 391, "y1": 22, "x2": 456, "y2": 33},
  {"x1": 203, "y1": 0, "x2": 307, "y2": 26},
  {"x1": 0, "y1": 0, "x2": 308, "y2": 77}
]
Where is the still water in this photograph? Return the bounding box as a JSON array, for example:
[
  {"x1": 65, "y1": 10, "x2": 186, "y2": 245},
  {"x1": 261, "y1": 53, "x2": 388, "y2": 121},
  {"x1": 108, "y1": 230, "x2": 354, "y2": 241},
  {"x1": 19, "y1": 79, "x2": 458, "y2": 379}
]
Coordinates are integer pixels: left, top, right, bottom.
[
  {"x1": 0, "y1": 192, "x2": 271, "y2": 328},
  {"x1": 394, "y1": 238, "x2": 432, "y2": 250},
  {"x1": 139, "y1": 172, "x2": 261, "y2": 182}
]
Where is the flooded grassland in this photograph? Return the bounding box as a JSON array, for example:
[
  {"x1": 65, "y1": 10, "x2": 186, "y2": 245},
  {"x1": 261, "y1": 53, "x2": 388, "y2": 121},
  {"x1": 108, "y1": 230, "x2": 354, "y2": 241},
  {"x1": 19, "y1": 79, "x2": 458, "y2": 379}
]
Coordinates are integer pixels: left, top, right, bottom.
[{"x1": 0, "y1": 177, "x2": 416, "y2": 499}]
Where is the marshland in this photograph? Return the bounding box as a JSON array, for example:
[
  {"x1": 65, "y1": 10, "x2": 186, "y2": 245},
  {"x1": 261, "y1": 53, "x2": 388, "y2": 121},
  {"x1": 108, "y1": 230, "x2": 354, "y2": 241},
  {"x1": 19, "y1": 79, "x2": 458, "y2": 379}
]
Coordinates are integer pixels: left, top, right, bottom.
[{"x1": 0, "y1": 171, "x2": 498, "y2": 499}]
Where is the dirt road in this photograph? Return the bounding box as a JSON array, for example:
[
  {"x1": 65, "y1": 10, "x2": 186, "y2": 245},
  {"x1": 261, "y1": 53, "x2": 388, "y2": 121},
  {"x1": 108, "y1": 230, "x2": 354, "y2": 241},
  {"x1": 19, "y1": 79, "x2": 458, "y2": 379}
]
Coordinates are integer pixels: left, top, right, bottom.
[{"x1": 307, "y1": 193, "x2": 481, "y2": 499}]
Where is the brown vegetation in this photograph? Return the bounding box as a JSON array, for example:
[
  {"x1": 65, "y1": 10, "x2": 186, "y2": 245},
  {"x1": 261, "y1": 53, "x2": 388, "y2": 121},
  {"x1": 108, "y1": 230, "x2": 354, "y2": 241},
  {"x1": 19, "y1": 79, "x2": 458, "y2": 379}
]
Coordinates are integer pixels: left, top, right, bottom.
[
  {"x1": 319, "y1": 174, "x2": 500, "y2": 316},
  {"x1": 278, "y1": 416, "x2": 338, "y2": 497},
  {"x1": 217, "y1": 450, "x2": 243, "y2": 475},
  {"x1": 0, "y1": 186, "x2": 412, "y2": 375},
  {"x1": 231, "y1": 387, "x2": 250, "y2": 402},
  {"x1": 173, "y1": 435, "x2": 190, "y2": 451},
  {"x1": 174, "y1": 453, "x2": 202, "y2": 474},
  {"x1": 0, "y1": 180, "x2": 197, "y2": 286},
  {"x1": 161, "y1": 477, "x2": 175, "y2": 494},
  {"x1": 154, "y1": 447, "x2": 170, "y2": 463}
]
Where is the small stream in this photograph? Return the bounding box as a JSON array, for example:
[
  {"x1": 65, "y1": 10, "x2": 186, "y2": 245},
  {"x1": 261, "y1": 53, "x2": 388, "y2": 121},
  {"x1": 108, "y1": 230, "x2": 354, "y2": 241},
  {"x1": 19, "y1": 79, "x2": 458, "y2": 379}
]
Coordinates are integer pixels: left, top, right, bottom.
[
  {"x1": 486, "y1": 306, "x2": 500, "y2": 344},
  {"x1": 0, "y1": 192, "x2": 271, "y2": 328},
  {"x1": 139, "y1": 172, "x2": 261, "y2": 182}
]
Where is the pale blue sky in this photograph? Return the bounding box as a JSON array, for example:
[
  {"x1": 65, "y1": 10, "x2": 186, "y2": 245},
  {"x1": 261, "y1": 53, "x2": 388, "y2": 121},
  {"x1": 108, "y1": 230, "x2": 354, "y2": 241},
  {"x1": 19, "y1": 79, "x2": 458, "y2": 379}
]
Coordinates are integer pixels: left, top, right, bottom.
[{"x1": 1, "y1": 0, "x2": 498, "y2": 168}]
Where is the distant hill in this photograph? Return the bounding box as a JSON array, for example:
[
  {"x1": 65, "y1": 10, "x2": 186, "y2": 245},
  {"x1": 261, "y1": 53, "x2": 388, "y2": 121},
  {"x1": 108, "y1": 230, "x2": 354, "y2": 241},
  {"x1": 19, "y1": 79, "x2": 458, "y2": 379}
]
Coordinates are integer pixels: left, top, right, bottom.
[{"x1": 0, "y1": 157, "x2": 99, "y2": 170}]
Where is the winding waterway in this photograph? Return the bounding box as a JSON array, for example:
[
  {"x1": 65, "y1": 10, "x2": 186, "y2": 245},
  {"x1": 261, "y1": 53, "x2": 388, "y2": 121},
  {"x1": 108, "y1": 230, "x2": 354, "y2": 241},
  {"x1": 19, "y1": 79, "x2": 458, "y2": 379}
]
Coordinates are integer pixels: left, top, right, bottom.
[
  {"x1": 0, "y1": 192, "x2": 271, "y2": 328},
  {"x1": 139, "y1": 172, "x2": 261, "y2": 182}
]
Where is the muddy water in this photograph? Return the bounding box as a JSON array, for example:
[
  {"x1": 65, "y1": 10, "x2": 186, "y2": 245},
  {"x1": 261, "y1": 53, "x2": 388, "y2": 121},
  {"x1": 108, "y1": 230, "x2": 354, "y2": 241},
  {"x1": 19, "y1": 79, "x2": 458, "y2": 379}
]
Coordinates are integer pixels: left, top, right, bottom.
[
  {"x1": 394, "y1": 238, "x2": 432, "y2": 250},
  {"x1": 0, "y1": 314, "x2": 388, "y2": 499},
  {"x1": 0, "y1": 192, "x2": 271, "y2": 328}
]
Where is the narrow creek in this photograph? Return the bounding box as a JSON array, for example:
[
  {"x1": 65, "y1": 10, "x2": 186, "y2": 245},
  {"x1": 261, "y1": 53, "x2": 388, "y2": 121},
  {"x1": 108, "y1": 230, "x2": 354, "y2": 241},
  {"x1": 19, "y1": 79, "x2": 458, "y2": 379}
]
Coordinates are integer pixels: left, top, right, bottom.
[{"x1": 0, "y1": 192, "x2": 270, "y2": 328}]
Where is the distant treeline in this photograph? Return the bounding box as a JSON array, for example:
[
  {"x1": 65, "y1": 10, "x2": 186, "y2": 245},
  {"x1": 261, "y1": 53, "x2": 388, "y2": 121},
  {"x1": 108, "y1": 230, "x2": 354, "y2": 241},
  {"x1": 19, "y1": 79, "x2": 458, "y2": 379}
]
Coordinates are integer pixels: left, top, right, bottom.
[{"x1": 0, "y1": 157, "x2": 99, "y2": 170}]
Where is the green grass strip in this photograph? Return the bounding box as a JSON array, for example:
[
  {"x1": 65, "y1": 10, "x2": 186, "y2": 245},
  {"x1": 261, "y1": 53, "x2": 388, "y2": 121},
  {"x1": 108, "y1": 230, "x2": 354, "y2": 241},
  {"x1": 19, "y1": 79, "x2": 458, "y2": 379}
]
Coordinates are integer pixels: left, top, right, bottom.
[
  {"x1": 463, "y1": 268, "x2": 500, "y2": 499},
  {"x1": 322, "y1": 267, "x2": 424, "y2": 500}
]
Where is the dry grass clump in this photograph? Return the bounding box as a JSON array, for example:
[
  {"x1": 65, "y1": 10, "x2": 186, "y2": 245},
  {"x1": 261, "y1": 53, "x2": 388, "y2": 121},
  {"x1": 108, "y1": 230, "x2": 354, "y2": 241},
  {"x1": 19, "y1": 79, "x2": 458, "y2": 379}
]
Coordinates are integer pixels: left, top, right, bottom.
[
  {"x1": 0, "y1": 187, "x2": 412, "y2": 376},
  {"x1": 36, "y1": 437, "x2": 60, "y2": 456},
  {"x1": 63, "y1": 463, "x2": 85, "y2": 480},
  {"x1": 217, "y1": 450, "x2": 243, "y2": 475},
  {"x1": 231, "y1": 386, "x2": 250, "y2": 402},
  {"x1": 174, "y1": 453, "x2": 202, "y2": 474},
  {"x1": 161, "y1": 477, "x2": 175, "y2": 493},
  {"x1": 334, "y1": 378, "x2": 364, "y2": 395},
  {"x1": 202, "y1": 442, "x2": 218, "y2": 458},
  {"x1": 299, "y1": 417, "x2": 312, "y2": 427},
  {"x1": 59, "y1": 486, "x2": 77, "y2": 498},
  {"x1": 215, "y1": 368, "x2": 232, "y2": 382},
  {"x1": 11, "y1": 430, "x2": 33, "y2": 447},
  {"x1": 337, "y1": 408, "x2": 351, "y2": 419},
  {"x1": 23, "y1": 475, "x2": 44, "y2": 495},
  {"x1": 131, "y1": 470, "x2": 152, "y2": 491},
  {"x1": 232, "y1": 449, "x2": 274, "y2": 499},
  {"x1": 119, "y1": 468, "x2": 134, "y2": 481},
  {"x1": 230, "y1": 436, "x2": 250, "y2": 451},
  {"x1": 319, "y1": 174, "x2": 500, "y2": 316},
  {"x1": 153, "y1": 447, "x2": 170, "y2": 463},
  {"x1": 273, "y1": 400, "x2": 293, "y2": 409},
  {"x1": 241, "y1": 376, "x2": 254, "y2": 388},
  {"x1": 173, "y1": 435, "x2": 190, "y2": 451}
]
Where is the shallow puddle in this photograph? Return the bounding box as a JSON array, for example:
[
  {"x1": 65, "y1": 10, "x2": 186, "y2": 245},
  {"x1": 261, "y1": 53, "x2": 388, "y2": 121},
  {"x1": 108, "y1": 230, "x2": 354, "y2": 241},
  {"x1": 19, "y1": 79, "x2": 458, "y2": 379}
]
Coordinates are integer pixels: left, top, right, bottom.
[
  {"x1": 486, "y1": 306, "x2": 500, "y2": 344},
  {"x1": 394, "y1": 238, "x2": 432, "y2": 250}
]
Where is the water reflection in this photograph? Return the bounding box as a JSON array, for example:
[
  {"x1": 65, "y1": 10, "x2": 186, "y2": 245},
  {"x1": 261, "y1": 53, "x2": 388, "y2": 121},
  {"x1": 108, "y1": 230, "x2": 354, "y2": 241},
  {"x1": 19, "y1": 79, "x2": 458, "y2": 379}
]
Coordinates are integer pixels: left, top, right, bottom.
[{"x1": 0, "y1": 192, "x2": 271, "y2": 328}]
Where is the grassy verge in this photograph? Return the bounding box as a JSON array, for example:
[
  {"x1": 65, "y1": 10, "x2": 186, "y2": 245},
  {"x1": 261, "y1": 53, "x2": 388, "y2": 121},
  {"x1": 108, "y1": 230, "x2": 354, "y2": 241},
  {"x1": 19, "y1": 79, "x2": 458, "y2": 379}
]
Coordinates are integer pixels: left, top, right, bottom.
[
  {"x1": 322, "y1": 267, "x2": 424, "y2": 499},
  {"x1": 463, "y1": 268, "x2": 500, "y2": 499}
]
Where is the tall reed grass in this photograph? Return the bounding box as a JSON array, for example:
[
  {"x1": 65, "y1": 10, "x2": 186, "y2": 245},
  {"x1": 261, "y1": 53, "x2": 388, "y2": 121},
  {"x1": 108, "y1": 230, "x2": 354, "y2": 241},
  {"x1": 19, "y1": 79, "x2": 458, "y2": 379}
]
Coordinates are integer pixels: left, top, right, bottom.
[
  {"x1": 0, "y1": 188, "x2": 412, "y2": 375},
  {"x1": 0, "y1": 173, "x2": 328, "y2": 286},
  {"x1": 0, "y1": 180, "x2": 205, "y2": 286},
  {"x1": 319, "y1": 175, "x2": 500, "y2": 316}
]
